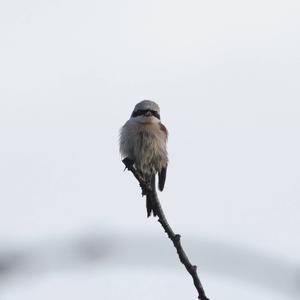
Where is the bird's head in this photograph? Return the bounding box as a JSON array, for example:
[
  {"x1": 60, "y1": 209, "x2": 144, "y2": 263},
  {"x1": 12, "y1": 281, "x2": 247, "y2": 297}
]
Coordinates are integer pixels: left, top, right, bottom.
[{"x1": 131, "y1": 100, "x2": 161, "y2": 123}]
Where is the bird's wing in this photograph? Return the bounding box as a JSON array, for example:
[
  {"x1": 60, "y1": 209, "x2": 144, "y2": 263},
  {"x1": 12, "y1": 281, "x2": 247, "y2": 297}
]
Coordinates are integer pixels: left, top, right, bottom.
[
  {"x1": 158, "y1": 166, "x2": 167, "y2": 191},
  {"x1": 159, "y1": 123, "x2": 168, "y2": 141},
  {"x1": 158, "y1": 122, "x2": 168, "y2": 191}
]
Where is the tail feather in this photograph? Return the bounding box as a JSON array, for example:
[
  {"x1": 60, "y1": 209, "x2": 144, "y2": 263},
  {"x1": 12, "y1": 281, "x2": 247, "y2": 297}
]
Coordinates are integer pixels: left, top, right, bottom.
[
  {"x1": 146, "y1": 175, "x2": 157, "y2": 217},
  {"x1": 158, "y1": 166, "x2": 167, "y2": 191}
]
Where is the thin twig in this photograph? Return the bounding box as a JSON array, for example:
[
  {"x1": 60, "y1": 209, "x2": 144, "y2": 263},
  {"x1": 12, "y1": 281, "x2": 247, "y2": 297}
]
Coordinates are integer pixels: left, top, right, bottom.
[{"x1": 122, "y1": 159, "x2": 210, "y2": 300}]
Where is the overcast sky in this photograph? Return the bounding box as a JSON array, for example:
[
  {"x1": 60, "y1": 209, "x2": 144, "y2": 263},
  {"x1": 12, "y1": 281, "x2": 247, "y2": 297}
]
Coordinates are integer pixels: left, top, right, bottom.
[{"x1": 0, "y1": 1, "x2": 300, "y2": 299}]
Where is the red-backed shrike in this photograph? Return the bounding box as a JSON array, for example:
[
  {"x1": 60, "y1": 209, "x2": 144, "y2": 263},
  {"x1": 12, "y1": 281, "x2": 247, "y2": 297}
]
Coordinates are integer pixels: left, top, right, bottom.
[{"x1": 120, "y1": 100, "x2": 168, "y2": 217}]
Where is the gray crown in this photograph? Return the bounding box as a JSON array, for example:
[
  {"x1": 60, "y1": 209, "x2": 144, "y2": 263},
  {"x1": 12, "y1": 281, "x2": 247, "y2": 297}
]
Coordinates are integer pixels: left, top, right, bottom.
[{"x1": 133, "y1": 100, "x2": 160, "y2": 113}]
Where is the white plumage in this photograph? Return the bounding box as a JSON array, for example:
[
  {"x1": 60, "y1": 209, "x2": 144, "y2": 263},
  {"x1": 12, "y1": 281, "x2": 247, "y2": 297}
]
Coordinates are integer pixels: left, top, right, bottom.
[{"x1": 120, "y1": 117, "x2": 168, "y2": 176}]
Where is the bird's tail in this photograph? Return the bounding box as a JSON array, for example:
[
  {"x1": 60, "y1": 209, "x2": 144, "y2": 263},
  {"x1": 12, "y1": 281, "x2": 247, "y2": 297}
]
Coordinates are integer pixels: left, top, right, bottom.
[{"x1": 146, "y1": 175, "x2": 157, "y2": 217}]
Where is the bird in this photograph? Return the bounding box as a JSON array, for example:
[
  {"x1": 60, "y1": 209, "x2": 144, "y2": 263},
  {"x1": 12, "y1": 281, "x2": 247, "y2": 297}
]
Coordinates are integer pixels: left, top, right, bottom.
[{"x1": 120, "y1": 100, "x2": 168, "y2": 217}]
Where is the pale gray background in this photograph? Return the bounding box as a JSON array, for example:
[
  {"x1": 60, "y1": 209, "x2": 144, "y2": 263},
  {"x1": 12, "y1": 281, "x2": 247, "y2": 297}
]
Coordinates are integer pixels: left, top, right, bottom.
[{"x1": 0, "y1": 0, "x2": 299, "y2": 299}]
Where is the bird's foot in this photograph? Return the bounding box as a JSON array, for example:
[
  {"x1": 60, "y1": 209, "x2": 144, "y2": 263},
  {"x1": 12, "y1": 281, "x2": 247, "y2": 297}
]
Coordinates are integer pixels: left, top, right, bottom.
[{"x1": 122, "y1": 157, "x2": 135, "y2": 171}]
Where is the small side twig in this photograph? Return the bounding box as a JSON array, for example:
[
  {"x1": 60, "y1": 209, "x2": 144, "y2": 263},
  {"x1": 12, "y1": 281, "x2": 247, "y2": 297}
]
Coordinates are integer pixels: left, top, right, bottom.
[{"x1": 123, "y1": 159, "x2": 209, "y2": 300}]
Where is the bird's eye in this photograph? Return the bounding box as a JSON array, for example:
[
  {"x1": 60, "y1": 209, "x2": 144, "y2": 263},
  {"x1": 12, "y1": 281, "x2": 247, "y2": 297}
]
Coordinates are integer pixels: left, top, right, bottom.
[
  {"x1": 131, "y1": 109, "x2": 145, "y2": 118},
  {"x1": 151, "y1": 110, "x2": 160, "y2": 119}
]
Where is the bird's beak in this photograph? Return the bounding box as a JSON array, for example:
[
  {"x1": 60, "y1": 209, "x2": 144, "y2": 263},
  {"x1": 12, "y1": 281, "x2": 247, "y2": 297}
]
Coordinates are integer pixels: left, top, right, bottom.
[{"x1": 145, "y1": 111, "x2": 152, "y2": 117}]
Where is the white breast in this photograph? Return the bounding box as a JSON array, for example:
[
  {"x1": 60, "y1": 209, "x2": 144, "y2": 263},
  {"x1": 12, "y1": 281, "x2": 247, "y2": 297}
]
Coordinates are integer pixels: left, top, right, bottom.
[{"x1": 120, "y1": 118, "x2": 168, "y2": 176}]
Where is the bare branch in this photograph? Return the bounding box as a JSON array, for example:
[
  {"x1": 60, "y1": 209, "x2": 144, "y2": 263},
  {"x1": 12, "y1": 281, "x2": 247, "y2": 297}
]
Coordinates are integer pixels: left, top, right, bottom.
[{"x1": 122, "y1": 159, "x2": 210, "y2": 300}]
